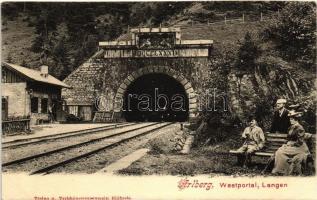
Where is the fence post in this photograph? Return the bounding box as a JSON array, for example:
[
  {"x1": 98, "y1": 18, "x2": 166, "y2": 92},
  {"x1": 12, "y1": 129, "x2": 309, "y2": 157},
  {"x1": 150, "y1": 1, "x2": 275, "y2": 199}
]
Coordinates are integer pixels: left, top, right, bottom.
[
  {"x1": 242, "y1": 14, "x2": 245, "y2": 23},
  {"x1": 225, "y1": 16, "x2": 227, "y2": 24},
  {"x1": 191, "y1": 21, "x2": 194, "y2": 26},
  {"x1": 260, "y1": 12, "x2": 263, "y2": 21},
  {"x1": 207, "y1": 20, "x2": 209, "y2": 25},
  {"x1": 127, "y1": 25, "x2": 130, "y2": 33}
]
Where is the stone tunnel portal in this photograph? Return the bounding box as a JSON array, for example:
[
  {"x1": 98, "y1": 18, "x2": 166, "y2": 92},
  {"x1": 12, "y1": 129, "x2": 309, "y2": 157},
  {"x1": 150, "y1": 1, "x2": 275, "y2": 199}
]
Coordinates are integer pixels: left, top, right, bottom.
[{"x1": 123, "y1": 73, "x2": 189, "y2": 122}]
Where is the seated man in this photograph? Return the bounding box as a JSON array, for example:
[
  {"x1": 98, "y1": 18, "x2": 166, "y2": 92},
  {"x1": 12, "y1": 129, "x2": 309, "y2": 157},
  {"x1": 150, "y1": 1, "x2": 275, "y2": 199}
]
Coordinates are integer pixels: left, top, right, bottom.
[{"x1": 236, "y1": 117, "x2": 265, "y2": 167}]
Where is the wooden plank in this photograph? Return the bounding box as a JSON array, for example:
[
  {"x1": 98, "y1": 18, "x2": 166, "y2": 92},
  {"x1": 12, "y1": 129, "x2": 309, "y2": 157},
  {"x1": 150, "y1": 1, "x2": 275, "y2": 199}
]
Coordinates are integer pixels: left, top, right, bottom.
[
  {"x1": 265, "y1": 147, "x2": 280, "y2": 151},
  {"x1": 266, "y1": 133, "x2": 287, "y2": 138},
  {"x1": 267, "y1": 138, "x2": 287, "y2": 143},
  {"x1": 254, "y1": 152, "x2": 274, "y2": 157},
  {"x1": 229, "y1": 150, "x2": 274, "y2": 156}
]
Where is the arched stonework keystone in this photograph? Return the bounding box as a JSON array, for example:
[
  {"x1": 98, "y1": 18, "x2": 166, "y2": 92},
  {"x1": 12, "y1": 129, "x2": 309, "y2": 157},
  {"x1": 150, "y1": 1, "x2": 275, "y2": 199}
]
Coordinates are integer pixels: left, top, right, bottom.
[
  {"x1": 189, "y1": 104, "x2": 198, "y2": 109},
  {"x1": 114, "y1": 66, "x2": 199, "y2": 121},
  {"x1": 121, "y1": 82, "x2": 128, "y2": 89},
  {"x1": 184, "y1": 83, "x2": 193, "y2": 90},
  {"x1": 186, "y1": 87, "x2": 194, "y2": 94},
  {"x1": 142, "y1": 67, "x2": 150, "y2": 74},
  {"x1": 123, "y1": 79, "x2": 131, "y2": 86},
  {"x1": 188, "y1": 93, "x2": 197, "y2": 99},
  {"x1": 153, "y1": 66, "x2": 159, "y2": 73},
  {"x1": 134, "y1": 71, "x2": 142, "y2": 78},
  {"x1": 147, "y1": 66, "x2": 154, "y2": 73},
  {"x1": 131, "y1": 71, "x2": 139, "y2": 79},
  {"x1": 117, "y1": 87, "x2": 125, "y2": 95},
  {"x1": 127, "y1": 75, "x2": 134, "y2": 82},
  {"x1": 172, "y1": 74, "x2": 179, "y2": 80},
  {"x1": 158, "y1": 66, "x2": 165, "y2": 73},
  {"x1": 189, "y1": 98, "x2": 197, "y2": 104}
]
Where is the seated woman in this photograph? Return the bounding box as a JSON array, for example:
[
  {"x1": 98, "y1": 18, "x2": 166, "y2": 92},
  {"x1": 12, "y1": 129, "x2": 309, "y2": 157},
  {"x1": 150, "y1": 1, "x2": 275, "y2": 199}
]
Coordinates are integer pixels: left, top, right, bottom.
[
  {"x1": 272, "y1": 111, "x2": 311, "y2": 175},
  {"x1": 236, "y1": 117, "x2": 265, "y2": 167}
]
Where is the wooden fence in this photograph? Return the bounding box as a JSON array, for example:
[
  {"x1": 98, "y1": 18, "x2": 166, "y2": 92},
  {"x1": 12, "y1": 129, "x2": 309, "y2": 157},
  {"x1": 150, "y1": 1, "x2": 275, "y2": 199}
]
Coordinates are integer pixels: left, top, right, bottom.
[
  {"x1": 2, "y1": 116, "x2": 31, "y2": 135},
  {"x1": 126, "y1": 12, "x2": 279, "y2": 32}
]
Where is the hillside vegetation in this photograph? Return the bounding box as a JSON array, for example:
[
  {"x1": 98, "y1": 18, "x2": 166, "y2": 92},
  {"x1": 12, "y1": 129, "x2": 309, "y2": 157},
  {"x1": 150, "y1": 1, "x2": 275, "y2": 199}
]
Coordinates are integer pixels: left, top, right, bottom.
[{"x1": 2, "y1": 1, "x2": 285, "y2": 79}]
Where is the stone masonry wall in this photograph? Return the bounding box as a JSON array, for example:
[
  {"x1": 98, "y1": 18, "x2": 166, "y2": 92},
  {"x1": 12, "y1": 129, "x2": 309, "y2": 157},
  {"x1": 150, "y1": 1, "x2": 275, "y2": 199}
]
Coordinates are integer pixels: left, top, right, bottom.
[{"x1": 62, "y1": 56, "x2": 224, "y2": 119}]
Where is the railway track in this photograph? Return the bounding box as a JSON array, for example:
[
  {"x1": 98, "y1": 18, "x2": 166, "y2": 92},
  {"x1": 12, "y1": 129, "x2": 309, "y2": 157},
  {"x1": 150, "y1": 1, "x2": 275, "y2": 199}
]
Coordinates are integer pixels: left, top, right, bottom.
[
  {"x1": 3, "y1": 122, "x2": 174, "y2": 175},
  {"x1": 2, "y1": 123, "x2": 136, "y2": 149},
  {"x1": 3, "y1": 122, "x2": 159, "y2": 166}
]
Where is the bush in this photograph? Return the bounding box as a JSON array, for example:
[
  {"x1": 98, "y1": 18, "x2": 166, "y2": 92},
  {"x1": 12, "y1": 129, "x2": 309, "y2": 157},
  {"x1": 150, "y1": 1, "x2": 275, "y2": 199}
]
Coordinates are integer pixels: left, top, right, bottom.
[
  {"x1": 148, "y1": 130, "x2": 186, "y2": 154},
  {"x1": 235, "y1": 32, "x2": 261, "y2": 72},
  {"x1": 261, "y1": 2, "x2": 316, "y2": 67}
]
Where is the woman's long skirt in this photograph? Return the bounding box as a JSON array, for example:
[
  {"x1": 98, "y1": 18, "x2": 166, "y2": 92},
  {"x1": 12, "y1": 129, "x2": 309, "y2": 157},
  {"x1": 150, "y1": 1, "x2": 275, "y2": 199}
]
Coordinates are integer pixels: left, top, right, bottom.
[{"x1": 272, "y1": 142, "x2": 310, "y2": 175}]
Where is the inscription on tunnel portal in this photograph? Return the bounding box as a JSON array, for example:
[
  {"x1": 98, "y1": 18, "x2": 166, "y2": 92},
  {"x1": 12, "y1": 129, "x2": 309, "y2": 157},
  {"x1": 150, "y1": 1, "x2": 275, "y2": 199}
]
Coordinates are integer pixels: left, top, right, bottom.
[{"x1": 100, "y1": 27, "x2": 213, "y2": 58}]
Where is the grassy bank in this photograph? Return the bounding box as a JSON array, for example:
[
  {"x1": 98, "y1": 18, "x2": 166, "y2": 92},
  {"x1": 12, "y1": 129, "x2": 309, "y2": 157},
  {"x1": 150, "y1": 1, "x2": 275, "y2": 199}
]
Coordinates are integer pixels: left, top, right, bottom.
[{"x1": 118, "y1": 129, "x2": 272, "y2": 176}]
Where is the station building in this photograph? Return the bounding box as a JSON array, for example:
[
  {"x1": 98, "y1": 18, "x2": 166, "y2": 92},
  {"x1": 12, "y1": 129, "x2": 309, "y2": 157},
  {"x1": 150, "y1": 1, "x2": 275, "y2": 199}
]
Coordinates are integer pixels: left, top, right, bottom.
[{"x1": 1, "y1": 62, "x2": 70, "y2": 125}]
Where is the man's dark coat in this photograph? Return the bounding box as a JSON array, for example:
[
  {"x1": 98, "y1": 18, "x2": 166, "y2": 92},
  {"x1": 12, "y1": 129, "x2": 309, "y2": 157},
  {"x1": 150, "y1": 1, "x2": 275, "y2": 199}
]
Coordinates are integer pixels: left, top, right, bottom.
[{"x1": 270, "y1": 109, "x2": 291, "y2": 133}]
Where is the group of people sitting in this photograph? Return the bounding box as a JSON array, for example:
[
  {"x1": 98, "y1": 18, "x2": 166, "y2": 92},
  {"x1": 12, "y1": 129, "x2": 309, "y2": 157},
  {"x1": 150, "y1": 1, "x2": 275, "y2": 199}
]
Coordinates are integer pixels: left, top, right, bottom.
[{"x1": 236, "y1": 98, "x2": 313, "y2": 176}]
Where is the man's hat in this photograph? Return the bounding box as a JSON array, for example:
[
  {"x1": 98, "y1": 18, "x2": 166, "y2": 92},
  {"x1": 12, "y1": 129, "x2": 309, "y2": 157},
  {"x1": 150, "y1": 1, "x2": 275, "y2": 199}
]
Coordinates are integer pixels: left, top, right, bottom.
[
  {"x1": 276, "y1": 99, "x2": 287, "y2": 104},
  {"x1": 288, "y1": 110, "x2": 302, "y2": 117}
]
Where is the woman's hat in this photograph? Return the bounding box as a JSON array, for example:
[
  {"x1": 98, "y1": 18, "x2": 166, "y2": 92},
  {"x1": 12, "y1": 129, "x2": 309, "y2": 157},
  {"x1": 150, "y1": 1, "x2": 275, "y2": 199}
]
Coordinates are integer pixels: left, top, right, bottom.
[
  {"x1": 288, "y1": 110, "x2": 302, "y2": 118},
  {"x1": 276, "y1": 99, "x2": 287, "y2": 104}
]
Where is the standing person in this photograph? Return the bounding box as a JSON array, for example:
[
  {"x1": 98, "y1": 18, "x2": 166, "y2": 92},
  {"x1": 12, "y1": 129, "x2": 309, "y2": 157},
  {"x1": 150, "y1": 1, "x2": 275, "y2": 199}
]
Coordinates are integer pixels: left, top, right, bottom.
[
  {"x1": 270, "y1": 99, "x2": 291, "y2": 133},
  {"x1": 236, "y1": 117, "x2": 265, "y2": 167},
  {"x1": 272, "y1": 111, "x2": 311, "y2": 175},
  {"x1": 48, "y1": 103, "x2": 55, "y2": 123}
]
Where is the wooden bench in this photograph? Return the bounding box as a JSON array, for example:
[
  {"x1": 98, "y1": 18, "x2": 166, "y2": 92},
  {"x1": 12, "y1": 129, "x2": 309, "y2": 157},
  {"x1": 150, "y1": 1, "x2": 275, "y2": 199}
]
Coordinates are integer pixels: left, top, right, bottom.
[
  {"x1": 93, "y1": 111, "x2": 113, "y2": 122},
  {"x1": 229, "y1": 133, "x2": 316, "y2": 172},
  {"x1": 93, "y1": 111, "x2": 124, "y2": 123}
]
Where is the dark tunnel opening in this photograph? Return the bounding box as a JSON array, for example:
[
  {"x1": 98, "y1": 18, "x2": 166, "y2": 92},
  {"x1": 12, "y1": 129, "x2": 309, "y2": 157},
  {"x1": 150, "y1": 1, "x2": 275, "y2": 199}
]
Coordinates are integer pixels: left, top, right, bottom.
[{"x1": 123, "y1": 73, "x2": 189, "y2": 122}]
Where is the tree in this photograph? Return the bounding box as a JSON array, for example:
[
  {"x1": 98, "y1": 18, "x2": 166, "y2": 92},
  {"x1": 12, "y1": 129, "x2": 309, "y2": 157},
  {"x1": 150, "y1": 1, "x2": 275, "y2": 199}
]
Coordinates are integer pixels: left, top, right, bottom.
[
  {"x1": 262, "y1": 2, "x2": 316, "y2": 67},
  {"x1": 51, "y1": 38, "x2": 71, "y2": 79},
  {"x1": 31, "y1": 4, "x2": 61, "y2": 65},
  {"x1": 235, "y1": 32, "x2": 260, "y2": 71}
]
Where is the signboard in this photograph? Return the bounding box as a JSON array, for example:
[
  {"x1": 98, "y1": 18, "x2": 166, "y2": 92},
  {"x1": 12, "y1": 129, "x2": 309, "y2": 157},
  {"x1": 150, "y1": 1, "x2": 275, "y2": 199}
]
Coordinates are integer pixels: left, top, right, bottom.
[
  {"x1": 138, "y1": 32, "x2": 175, "y2": 49},
  {"x1": 103, "y1": 48, "x2": 210, "y2": 58}
]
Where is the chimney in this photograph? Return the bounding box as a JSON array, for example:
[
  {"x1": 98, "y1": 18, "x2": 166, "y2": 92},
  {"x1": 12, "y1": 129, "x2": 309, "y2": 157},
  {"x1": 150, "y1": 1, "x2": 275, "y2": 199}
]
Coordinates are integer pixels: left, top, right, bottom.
[{"x1": 40, "y1": 65, "x2": 49, "y2": 78}]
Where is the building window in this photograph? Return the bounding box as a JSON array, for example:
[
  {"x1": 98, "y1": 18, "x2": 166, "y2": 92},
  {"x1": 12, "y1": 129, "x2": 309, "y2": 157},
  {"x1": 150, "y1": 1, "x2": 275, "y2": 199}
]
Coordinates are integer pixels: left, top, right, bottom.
[
  {"x1": 41, "y1": 98, "x2": 48, "y2": 113},
  {"x1": 68, "y1": 105, "x2": 79, "y2": 116},
  {"x1": 2, "y1": 69, "x2": 7, "y2": 83},
  {"x1": 2, "y1": 97, "x2": 8, "y2": 119},
  {"x1": 31, "y1": 97, "x2": 39, "y2": 113}
]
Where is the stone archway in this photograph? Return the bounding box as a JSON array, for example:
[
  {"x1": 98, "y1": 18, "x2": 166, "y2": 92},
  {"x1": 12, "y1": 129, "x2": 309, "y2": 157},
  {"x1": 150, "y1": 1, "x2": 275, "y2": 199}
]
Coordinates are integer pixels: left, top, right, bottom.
[{"x1": 114, "y1": 66, "x2": 198, "y2": 121}]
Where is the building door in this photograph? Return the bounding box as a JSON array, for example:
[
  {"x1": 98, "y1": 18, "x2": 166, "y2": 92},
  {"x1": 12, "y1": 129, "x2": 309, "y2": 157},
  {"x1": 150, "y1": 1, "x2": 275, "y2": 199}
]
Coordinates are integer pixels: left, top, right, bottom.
[{"x1": 79, "y1": 106, "x2": 92, "y2": 121}]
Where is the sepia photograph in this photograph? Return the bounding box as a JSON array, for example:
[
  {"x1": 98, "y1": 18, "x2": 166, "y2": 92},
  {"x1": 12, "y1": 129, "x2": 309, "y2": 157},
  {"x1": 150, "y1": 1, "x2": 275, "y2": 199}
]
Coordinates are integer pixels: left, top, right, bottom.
[{"x1": 1, "y1": 1, "x2": 317, "y2": 199}]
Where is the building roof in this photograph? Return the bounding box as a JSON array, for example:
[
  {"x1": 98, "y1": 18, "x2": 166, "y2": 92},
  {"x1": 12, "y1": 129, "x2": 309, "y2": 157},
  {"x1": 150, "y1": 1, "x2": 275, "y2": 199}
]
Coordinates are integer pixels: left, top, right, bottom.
[{"x1": 2, "y1": 62, "x2": 71, "y2": 88}]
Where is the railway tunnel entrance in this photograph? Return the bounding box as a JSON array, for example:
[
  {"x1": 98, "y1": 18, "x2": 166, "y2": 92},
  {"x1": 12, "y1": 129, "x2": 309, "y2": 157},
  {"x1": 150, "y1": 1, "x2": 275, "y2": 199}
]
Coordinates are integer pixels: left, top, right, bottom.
[{"x1": 123, "y1": 73, "x2": 189, "y2": 122}]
